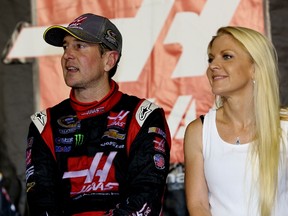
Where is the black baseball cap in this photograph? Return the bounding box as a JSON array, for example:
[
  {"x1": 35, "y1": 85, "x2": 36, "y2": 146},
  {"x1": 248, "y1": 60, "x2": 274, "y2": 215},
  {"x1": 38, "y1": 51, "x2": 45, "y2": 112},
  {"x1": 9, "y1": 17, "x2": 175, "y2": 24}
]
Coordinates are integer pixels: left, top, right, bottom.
[{"x1": 43, "y1": 13, "x2": 122, "y2": 54}]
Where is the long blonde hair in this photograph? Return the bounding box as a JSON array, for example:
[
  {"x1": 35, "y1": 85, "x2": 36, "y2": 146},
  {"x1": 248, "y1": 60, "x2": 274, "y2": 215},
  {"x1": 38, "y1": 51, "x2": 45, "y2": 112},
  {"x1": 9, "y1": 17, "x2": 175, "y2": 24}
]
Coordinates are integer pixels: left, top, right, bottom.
[{"x1": 208, "y1": 26, "x2": 282, "y2": 216}]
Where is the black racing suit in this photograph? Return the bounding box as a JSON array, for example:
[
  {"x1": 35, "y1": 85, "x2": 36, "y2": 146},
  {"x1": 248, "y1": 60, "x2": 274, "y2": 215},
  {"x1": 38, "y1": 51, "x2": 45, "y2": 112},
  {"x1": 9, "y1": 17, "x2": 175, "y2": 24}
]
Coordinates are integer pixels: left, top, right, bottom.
[{"x1": 26, "y1": 81, "x2": 171, "y2": 216}]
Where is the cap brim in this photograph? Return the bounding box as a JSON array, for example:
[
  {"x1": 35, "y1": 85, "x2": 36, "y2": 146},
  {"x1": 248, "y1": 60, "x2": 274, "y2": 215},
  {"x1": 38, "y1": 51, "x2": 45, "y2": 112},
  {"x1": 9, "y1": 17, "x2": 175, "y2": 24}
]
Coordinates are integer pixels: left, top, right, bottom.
[{"x1": 43, "y1": 25, "x2": 102, "y2": 47}]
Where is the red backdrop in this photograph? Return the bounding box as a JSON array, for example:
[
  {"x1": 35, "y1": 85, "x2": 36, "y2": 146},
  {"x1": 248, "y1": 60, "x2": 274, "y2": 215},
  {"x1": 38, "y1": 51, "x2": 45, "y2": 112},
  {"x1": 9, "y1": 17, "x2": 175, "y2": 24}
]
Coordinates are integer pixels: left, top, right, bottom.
[{"x1": 36, "y1": 0, "x2": 264, "y2": 163}]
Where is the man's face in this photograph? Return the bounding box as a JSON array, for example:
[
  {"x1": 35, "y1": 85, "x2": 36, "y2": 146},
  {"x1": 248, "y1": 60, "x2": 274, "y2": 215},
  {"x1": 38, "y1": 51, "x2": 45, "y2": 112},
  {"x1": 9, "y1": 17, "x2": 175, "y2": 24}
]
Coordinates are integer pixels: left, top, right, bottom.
[{"x1": 61, "y1": 35, "x2": 107, "y2": 89}]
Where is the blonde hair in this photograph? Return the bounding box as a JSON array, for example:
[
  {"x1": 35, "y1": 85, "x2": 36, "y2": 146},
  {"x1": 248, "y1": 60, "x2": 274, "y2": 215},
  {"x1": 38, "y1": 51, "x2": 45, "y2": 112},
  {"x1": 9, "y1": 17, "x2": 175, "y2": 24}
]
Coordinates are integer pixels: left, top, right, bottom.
[{"x1": 208, "y1": 26, "x2": 282, "y2": 216}]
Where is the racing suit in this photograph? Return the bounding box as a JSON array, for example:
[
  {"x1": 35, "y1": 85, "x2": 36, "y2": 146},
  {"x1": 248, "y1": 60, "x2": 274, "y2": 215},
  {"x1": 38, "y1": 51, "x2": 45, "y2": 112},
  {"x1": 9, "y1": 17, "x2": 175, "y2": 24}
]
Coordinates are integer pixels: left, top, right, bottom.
[{"x1": 26, "y1": 81, "x2": 171, "y2": 216}]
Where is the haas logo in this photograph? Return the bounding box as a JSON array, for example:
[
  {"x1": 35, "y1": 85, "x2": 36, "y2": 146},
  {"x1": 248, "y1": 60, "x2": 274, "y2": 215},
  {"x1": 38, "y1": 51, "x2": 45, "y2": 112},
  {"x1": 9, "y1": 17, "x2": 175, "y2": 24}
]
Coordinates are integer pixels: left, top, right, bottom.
[{"x1": 63, "y1": 152, "x2": 119, "y2": 195}]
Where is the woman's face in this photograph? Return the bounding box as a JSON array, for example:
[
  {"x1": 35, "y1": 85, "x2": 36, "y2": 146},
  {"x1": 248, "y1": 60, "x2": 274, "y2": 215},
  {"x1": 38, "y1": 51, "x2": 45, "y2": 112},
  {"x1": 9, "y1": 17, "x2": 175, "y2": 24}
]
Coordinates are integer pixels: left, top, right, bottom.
[{"x1": 206, "y1": 34, "x2": 254, "y2": 98}]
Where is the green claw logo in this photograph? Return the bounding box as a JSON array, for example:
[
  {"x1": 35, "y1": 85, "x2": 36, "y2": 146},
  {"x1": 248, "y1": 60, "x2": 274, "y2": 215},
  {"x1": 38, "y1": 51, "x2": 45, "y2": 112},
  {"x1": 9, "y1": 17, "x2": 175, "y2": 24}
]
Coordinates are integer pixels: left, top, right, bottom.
[{"x1": 75, "y1": 134, "x2": 84, "y2": 146}]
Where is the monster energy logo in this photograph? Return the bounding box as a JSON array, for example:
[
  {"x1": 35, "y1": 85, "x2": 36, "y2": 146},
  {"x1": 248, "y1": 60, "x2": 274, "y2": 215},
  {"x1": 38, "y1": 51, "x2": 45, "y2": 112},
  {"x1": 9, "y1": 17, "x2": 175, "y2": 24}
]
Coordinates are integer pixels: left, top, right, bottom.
[{"x1": 74, "y1": 134, "x2": 84, "y2": 146}]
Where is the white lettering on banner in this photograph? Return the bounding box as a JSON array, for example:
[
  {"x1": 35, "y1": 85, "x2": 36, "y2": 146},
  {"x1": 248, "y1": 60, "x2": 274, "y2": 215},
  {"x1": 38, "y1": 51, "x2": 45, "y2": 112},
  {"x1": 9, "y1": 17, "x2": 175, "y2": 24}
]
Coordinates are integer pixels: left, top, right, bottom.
[
  {"x1": 168, "y1": 95, "x2": 196, "y2": 139},
  {"x1": 62, "y1": 152, "x2": 117, "y2": 183},
  {"x1": 113, "y1": 0, "x2": 174, "y2": 82},
  {"x1": 8, "y1": 0, "x2": 242, "y2": 147},
  {"x1": 7, "y1": 0, "x2": 240, "y2": 81},
  {"x1": 164, "y1": 0, "x2": 240, "y2": 78}
]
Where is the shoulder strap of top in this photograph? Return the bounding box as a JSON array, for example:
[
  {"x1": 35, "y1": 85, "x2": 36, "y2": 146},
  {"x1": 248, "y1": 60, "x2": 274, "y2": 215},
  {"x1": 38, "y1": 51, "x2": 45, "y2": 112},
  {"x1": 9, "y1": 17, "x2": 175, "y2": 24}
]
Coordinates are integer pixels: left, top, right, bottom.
[{"x1": 200, "y1": 115, "x2": 205, "y2": 124}]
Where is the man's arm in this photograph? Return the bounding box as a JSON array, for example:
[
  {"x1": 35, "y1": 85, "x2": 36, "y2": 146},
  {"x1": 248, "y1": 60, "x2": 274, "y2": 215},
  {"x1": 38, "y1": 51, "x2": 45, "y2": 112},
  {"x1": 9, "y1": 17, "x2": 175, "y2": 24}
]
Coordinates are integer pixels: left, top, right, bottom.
[
  {"x1": 26, "y1": 120, "x2": 62, "y2": 216},
  {"x1": 111, "y1": 103, "x2": 171, "y2": 215}
]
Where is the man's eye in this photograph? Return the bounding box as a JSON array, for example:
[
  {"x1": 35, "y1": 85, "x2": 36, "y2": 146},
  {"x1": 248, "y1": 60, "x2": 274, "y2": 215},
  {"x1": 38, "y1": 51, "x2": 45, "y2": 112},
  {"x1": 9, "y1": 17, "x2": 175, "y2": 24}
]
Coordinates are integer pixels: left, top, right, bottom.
[
  {"x1": 208, "y1": 58, "x2": 213, "y2": 63},
  {"x1": 77, "y1": 44, "x2": 85, "y2": 49}
]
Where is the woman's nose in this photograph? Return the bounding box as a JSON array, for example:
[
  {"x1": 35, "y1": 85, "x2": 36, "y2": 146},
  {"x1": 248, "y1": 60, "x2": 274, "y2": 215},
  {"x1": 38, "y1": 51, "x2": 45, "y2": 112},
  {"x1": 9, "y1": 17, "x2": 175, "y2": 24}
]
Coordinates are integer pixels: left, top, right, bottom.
[{"x1": 209, "y1": 61, "x2": 220, "y2": 70}]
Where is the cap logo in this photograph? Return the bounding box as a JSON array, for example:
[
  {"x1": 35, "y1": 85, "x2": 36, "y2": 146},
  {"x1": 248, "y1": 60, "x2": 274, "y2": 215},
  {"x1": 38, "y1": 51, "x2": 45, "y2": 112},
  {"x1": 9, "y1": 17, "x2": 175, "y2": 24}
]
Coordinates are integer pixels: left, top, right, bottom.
[
  {"x1": 68, "y1": 16, "x2": 87, "y2": 29},
  {"x1": 105, "y1": 29, "x2": 118, "y2": 49}
]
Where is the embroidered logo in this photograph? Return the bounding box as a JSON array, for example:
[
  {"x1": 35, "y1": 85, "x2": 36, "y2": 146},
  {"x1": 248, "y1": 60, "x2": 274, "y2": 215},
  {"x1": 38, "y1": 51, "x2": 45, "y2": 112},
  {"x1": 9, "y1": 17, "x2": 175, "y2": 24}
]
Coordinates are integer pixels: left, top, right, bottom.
[
  {"x1": 107, "y1": 110, "x2": 129, "y2": 129},
  {"x1": 62, "y1": 152, "x2": 119, "y2": 195},
  {"x1": 68, "y1": 15, "x2": 87, "y2": 29},
  {"x1": 153, "y1": 154, "x2": 165, "y2": 170},
  {"x1": 33, "y1": 111, "x2": 46, "y2": 126},
  {"x1": 140, "y1": 103, "x2": 152, "y2": 121},
  {"x1": 75, "y1": 134, "x2": 84, "y2": 146},
  {"x1": 148, "y1": 127, "x2": 167, "y2": 139},
  {"x1": 57, "y1": 115, "x2": 79, "y2": 128},
  {"x1": 102, "y1": 129, "x2": 125, "y2": 140},
  {"x1": 153, "y1": 137, "x2": 166, "y2": 154}
]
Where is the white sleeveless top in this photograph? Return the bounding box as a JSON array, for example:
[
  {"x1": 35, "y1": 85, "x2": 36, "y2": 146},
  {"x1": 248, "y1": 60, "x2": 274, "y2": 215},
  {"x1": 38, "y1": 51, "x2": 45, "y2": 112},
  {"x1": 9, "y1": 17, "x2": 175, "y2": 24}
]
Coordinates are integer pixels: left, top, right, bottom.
[{"x1": 202, "y1": 108, "x2": 288, "y2": 216}]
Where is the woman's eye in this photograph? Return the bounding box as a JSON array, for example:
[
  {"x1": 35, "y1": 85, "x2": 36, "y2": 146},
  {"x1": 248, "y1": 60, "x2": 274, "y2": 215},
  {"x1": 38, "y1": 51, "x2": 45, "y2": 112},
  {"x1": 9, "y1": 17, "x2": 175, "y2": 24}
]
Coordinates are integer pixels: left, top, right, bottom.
[
  {"x1": 223, "y1": 54, "x2": 232, "y2": 60},
  {"x1": 207, "y1": 55, "x2": 214, "y2": 63}
]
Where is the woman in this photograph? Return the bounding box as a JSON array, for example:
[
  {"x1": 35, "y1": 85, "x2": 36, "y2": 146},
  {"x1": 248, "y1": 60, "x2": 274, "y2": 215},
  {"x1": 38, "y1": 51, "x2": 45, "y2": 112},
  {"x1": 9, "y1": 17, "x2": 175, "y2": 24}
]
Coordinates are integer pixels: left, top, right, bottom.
[{"x1": 184, "y1": 26, "x2": 288, "y2": 216}]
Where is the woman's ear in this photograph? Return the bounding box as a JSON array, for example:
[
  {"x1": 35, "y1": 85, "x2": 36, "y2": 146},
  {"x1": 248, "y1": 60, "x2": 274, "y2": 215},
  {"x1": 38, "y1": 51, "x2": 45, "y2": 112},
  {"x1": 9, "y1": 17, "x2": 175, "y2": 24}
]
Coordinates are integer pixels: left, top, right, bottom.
[{"x1": 250, "y1": 63, "x2": 256, "y2": 81}]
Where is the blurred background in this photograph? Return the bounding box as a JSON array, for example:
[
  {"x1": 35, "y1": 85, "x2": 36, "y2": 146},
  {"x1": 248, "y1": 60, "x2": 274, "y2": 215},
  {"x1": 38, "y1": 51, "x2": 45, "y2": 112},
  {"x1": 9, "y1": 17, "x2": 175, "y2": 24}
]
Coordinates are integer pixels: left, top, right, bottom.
[{"x1": 0, "y1": 0, "x2": 287, "y2": 215}]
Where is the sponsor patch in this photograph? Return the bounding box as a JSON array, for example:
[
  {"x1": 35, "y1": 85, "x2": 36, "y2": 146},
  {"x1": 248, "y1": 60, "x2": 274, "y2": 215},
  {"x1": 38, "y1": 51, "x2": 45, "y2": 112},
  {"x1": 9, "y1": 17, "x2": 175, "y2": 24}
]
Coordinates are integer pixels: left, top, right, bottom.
[
  {"x1": 105, "y1": 29, "x2": 119, "y2": 48},
  {"x1": 102, "y1": 129, "x2": 125, "y2": 140},
  {"x1": 153, "y1": 154, "x2": 165, "y2": 170},
  {"x1": 80, "y1": 107, "x2": 105, "y2": 116},
  {"x1": 55, "y1": 145, "x2": 72, "y2": 153},
  {"x1": 74, "y1": 134, "x2": 84, "y2": 146},
  {"x1": 57, "y1": 115, "x2": 79, "y2": 128},
  {"x1": 31, "y1": 111, "x2": 47, "y2": 133},
  {"x1": 27, "y1": 137, "x2": 34, "y2": 148},
  {"x1": 32, "y1": 111, "x2": 46, "y2": 126},
  {"x1": 139, "y1": 103, "x2": 153, "y2": 121},
  {"x1": 107, "y1": 110, "x2": 129, "y2": 129},
  {"x1": 55, "y1": 137, "x2": 74, "y2": 145},
  {"x1": 26, "y1": 166, "x2": 34, "y2": 180},
  {"x1": 100, "y1": 141, "x2": 124, "y2": 149},
  {"x1": 26, "y1": 182, "x2": 35, "y2": 192},
  {"x1": 59, "y1": 127, "x2": 78, "y2": 134},
  {"x1": 148, "y1": 127, "x2": 167, "y2": 139},
  {"x1": 135, "y1": 100, "x2": 159, "y2": 127},
  {"x1": 68, "y1": 15, "x2": 87, "y2": 28},
  {"x1": 26, "y1": 149, "x2": 32, "y2": 166},
  {"x1": 62, "y1": 152, "x2": 119, "y2": 195},
  {"x1": 153, "y1": 137, "x2": 166, "y2": 154}
]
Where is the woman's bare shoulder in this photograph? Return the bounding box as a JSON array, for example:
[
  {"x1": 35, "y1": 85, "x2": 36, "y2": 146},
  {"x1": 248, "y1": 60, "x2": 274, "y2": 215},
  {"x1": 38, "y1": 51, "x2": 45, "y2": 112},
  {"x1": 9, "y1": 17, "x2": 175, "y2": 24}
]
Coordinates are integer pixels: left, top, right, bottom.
[
  {"x1": 186, "y1": 117, "x2": 204, "y2": 134},
  {"x1": 184, "y1": 116, "x2": 204, "y2": 152}
]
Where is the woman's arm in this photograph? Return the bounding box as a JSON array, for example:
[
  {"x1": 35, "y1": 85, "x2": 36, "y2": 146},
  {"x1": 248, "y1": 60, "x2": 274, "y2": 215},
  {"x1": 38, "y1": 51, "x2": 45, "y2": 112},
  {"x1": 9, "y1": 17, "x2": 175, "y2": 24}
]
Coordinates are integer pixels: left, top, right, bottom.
[{"x1": 184, "y1": 118, "x2": 211, "y2": 216}]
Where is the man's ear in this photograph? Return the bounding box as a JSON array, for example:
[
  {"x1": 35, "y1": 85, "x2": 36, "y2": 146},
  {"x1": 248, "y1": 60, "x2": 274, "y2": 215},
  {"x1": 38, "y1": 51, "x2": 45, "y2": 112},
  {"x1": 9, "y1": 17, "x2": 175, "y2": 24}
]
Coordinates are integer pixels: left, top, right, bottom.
[{"x1": 104, "y1": 51, "x2": 119, "y2": 72}]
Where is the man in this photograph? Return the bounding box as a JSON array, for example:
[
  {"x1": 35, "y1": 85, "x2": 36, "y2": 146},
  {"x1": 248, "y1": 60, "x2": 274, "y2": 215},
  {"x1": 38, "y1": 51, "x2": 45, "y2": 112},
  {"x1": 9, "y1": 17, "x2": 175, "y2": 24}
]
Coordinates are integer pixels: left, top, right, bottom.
[{"x1": 26, "y1": 13, "x2": 171, "y2": 216}]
